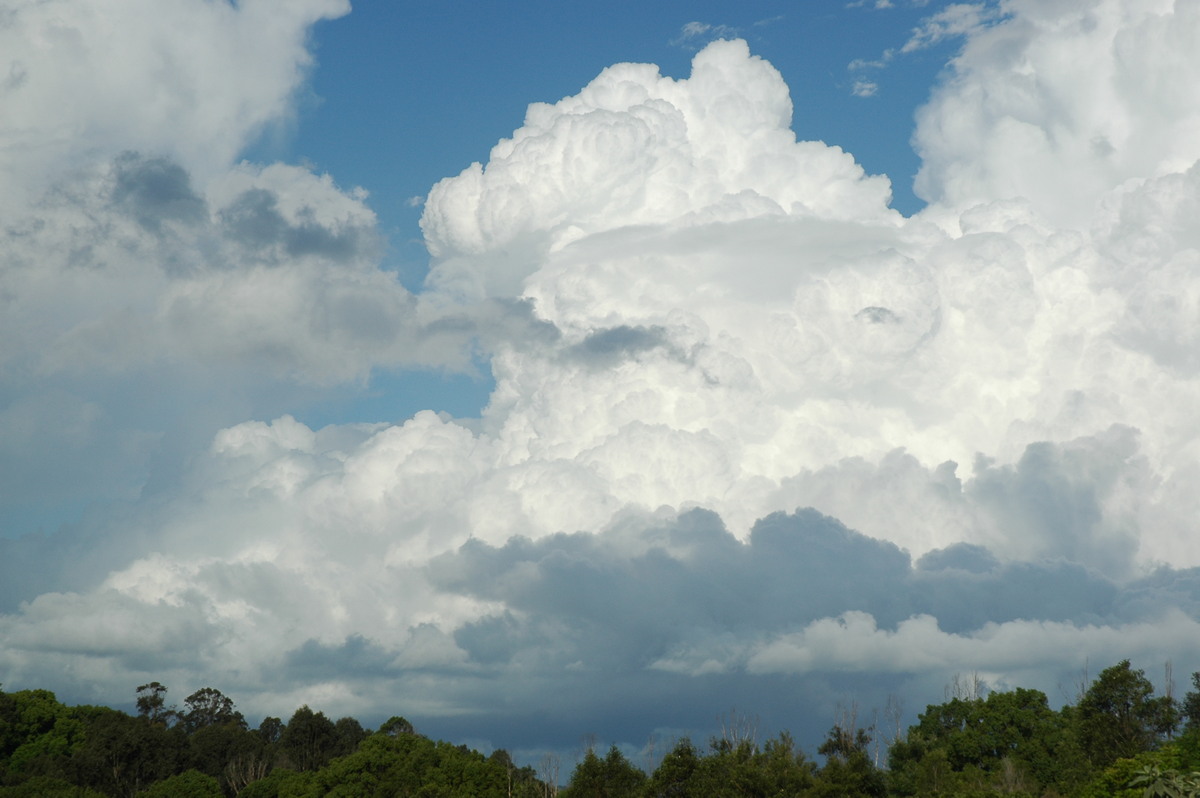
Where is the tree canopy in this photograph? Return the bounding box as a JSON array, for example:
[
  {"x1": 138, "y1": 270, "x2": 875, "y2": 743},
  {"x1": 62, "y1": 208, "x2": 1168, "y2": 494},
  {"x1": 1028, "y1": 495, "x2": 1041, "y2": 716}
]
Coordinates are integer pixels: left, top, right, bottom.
[{"x1": 2, "y1": 663, "x2": 1199, "y2": 797}]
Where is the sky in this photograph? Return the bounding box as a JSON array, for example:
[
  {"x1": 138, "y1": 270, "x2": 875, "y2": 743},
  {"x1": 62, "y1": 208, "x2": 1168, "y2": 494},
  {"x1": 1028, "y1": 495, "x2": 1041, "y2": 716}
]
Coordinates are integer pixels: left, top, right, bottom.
[{"x1": 3, "y1": 0, "x2": 1200, "y2": 772}]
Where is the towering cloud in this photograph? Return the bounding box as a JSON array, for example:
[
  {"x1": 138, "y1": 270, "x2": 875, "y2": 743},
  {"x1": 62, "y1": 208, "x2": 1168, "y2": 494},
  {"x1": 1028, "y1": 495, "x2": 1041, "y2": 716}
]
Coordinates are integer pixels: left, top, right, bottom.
[
  {"x1": 913, "y1": 0, "x2": 1200, "y2": 228},
  {"x1": 2, "y1": 0, "x2": 1199, "y2": 760}
]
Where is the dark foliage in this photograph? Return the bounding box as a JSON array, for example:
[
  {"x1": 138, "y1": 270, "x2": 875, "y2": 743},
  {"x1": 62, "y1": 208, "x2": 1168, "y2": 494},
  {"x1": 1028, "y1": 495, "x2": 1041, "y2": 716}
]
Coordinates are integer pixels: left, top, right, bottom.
[{"x1": 1, "y1": 663, "x2": 1195, "y2": 797}]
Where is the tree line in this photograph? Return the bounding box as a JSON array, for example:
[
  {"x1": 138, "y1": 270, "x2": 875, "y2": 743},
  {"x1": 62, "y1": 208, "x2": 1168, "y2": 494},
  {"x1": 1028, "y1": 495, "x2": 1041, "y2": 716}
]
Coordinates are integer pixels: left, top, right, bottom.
[{"x1": 2, "y1": 659, "x2": 1199, "y2": 796}]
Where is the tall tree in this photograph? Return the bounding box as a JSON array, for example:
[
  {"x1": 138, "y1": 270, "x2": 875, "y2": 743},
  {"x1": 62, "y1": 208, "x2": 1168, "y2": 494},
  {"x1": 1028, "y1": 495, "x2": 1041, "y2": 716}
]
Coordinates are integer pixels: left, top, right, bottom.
[
  {"x1": 1077, "y1": 659, "x2": 1177, "y2": 768},
  {"x1": 564, "y1": 745, "x2": 645, "y2": 798},
  {"x1": 1182, "y1": 671, "x2": 1200, "y2": 734},
  {"x1": 815, "y1": 722, "x2": 886, "y2": 798},
  {"x1": 255, "y1": 716, "x2": 283, "y2": 746},
  {"x1": 72, "y1": 708, "x2": 185, "y2": 797},
  {"x1": 181, "y1": 688, "x2": 244, "y2": 734},
  {"x1": 134, "y1": 683, "x2": 176, "y2": 728},
  {"x1": 278, "y1": 706, "x2": 338, "y2": 772},
  {"x1": 332, "y1": 716, "x2": 368, "y2": 758}
]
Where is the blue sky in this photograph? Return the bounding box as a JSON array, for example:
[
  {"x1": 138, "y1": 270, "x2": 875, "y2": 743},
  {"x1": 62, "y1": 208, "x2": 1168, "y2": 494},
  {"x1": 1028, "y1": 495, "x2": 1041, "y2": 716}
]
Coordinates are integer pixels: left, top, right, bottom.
[
  {"x1": 4, "y1": 0, "x2": 1200, "y2": 771},
  {"x1": 270, "y1": 0, "x2": 958, "y2": 428},
  {"x1": 289, "y1": 1, "x2": 948, "y2": 281}
]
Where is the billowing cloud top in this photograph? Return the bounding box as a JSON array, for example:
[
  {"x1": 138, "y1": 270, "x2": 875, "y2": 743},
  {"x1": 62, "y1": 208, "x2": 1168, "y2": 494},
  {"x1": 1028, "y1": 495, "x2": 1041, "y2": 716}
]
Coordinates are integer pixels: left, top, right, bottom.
[
  {"x1": 914, "y1": 0, "x2": 1200, "y2": 228},
  {"x1": 421, "y1": 39, "x2": 898, "y2": 296},
  {"x1": 3, "y1": 0, "x2": 1200, "y2": 762}
]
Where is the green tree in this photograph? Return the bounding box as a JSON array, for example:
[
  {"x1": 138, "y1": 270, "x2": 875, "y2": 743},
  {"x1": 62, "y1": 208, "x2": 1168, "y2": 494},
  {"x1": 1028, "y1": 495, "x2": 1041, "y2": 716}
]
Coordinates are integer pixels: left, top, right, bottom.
[
  {"x1": 563, "y1": 745, "x2": 645, "y2": 798},
  {"x1": 134, "y1": 768, "x2": 222, "y2": 798},
  {"x1": 1128, "y1": 762, "x2": 1200, "y2": 798},
  {"x1": 888, "y1": 687, "x2": 1089, "y2": 796},
  {"x1": 0, "y1": 689, "x2": 92, "y2": 783},
  {"x1": 488, "y1": 749, "x2": 544, "y2": 798},
  {"x1": 331, "y1": 717, "x2": 367, "y2": 759},
  {"x1": 134, "y1": 685, "x2": 175, "y2": 729},
  {"x1": 236, "y1": 768, "x2": 313, "y2": 798},
  {"x1": 299, "y1": 732, "x2": 515, "y2": 797},
  {"x1": 278, "y1": 707, "x2": 338, "y2": 773},
  {"x1": 377, "y1": 716, "x2": 414, "y2": 738},
  {"x1": 814, "y1": 723, "x2": 885, "y2": 797},
  {"x1": 643, "y1": 738, "x2": 700, "y2": 798},
  {"x1": 71, "y1": 708, "x2": 185, "y2": 797},
  {"x1": 256, "y1": 717, "x2": 283, "y2": 746},
  {"x1": 689, "y1": 738, "x2": 762, "y2": 798},
  {"x1": 759, "y1": 732, "x2": 817, "y2": 796},
  {"x1": 181, "y1": 689, "x2": 244, "y2": 734},
  {"x1": 0, "y1": 775, "x2": 107, "y2": 797},
  {"x1": 188, "y1": 721, "x2": 264, "y2": 791},
  {"x1": 1078, "y1": 660, "x2": 1177, "y2": 769},
  {"x1": 1182, "y1": 672, "x2": 1200, "y2": 734}
]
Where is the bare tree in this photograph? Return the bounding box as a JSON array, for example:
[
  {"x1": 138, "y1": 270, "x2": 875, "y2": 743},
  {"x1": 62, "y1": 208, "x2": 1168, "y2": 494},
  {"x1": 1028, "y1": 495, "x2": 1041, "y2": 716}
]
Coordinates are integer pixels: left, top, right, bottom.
[
  {"x1": 871, "y1": 706, "x2": 882, "y2": 767},
  {"x1": 883, "y1": 693, "x2": 905, "y2": 748},
  {"x1": 821, "y1": 701, "x2": 877, "y2": 761},
  {"x1": 224, "y1": 752, "x2": 271, "y2": 795},
  {"x1": 539, "y1": 752, "x2": 560, "y2": 798},
  {"x1": 580, "y1": 732, "x2": 597, "y2": 756},
  {"x1": 995, "y1": 756, "x2": 1032, "y2": 794},
  {"x1": 946, "y1": 671, "x2": 985, "y2": 701},
  {"x1": 1165, "y1": 660, "x2": 1178, "y2": 740},
  {"x1": 1067, "y1": 657, "x2": 1091, "y2": 704},
  {"x1": 718, "y1": 708, "x2": 759, "y2": 748},
  {"x1": 644, "y1": 732, "x2": 658, "y2": 775}
]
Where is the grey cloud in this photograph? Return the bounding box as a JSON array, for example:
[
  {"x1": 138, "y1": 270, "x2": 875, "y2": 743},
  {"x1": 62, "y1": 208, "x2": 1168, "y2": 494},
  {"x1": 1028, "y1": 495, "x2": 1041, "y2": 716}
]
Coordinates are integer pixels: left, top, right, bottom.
[
  {"x1": 569, "y1": 325, "x2": 672, "y2": 366},
  {"x1": 417, "y1": 298, "x2": 561, "y2": 364},
  {"x1": 220, "y1": 188, "x2": 288, "y2": 248},
  {"x1": 408, "y1": 501, "x2": 1200, "y2": 752},
  {"x1": 286, "y1": 634, "x2": 398, "y2": 680},
  {"x1": 5, "y1": 589, "x2": 219, "y2": 671},
  {"x1": 453, "y1": 612, "x2": 528, "y2": 666},
  {"x1": 911, "y1": 559, "x2": 1120, "y2": 635},
  {"x1": 855, "y1": 305, "x2": 900, "y2": 325},
  {"x1": 967, "y1": 426, "x2": 1144, "y2": 578},
  {"x1": 421, "y1": 511, "x2": 871, "y2": 669},
  {"x1": 1115, "y1": 567, "x2": 1200, "y2": 621},
  {"x1": 428, "y1": 504, "x2": 1181, "y2": 677},
  {"x1": 0, "y1": 387, "x2": 157, "y2": 508},
  {"x1": 220, "y1": 187, "x2": 376, "y2": 262},
  {"x1": 771, "y1": 429, "x2": 1153, "y2": 584},
  {"x1": 111, "y1": 152, "x2": 206, "y2": 232},
  {"x1": 917, "y1": 542, "x2": 999, "y2": 573}
]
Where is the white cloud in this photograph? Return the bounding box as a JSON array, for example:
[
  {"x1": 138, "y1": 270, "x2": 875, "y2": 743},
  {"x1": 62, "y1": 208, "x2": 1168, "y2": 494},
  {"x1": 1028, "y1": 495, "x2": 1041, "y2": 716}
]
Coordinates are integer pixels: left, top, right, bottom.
[
  {"x1": 0, "y1": 0, "x2": 552, "y2": 617},
  {"x1": 0, "y1": 0, "x2": 349, "y2": 212},
  {"x1": 845, "y1": 2, "x2": 1000, "y2": 97},
  {"x1": 743, "y1": 608, "x2": 1200, "y2": 677},
  {"x1": 900, "y1": 3, "x2": 999, "y2": 53},
  {"x1": 672, "y1": 21, "x2": 741, "y2": 48},
  {"x1": 852, "y1": 78, "x2": 880, "y2": 97},
  {"x1": 914, "y1": 0, "x2": 1200, "y2": 227},
  {"x1": 420, "y1": 38, "x2": 897, "y2": 292}
]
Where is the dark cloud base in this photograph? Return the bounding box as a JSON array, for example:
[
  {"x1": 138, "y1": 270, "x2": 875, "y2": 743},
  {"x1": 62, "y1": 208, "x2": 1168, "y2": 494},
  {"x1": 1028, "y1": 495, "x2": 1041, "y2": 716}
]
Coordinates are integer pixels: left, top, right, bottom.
[{"x1": 259, "y1": 506, "x2": 1200, "y2": 754}]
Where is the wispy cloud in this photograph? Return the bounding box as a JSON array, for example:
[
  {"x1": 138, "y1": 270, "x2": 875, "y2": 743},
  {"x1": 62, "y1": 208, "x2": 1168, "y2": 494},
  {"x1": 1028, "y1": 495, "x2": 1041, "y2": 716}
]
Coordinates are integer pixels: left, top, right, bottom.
[
  {"x1": 852, "y1": 78, "x2": 880, "y2": 97},
  {"x1": 671, "y1": 20, "x2": 741, "y2": 48},
  {"x1": 901, "y1": 2, "x2": 1001, "y2": 52},
  {"x1": 846, "y1": 1, "x2": 1004, "y2": 97}
]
